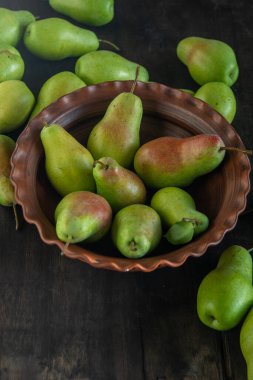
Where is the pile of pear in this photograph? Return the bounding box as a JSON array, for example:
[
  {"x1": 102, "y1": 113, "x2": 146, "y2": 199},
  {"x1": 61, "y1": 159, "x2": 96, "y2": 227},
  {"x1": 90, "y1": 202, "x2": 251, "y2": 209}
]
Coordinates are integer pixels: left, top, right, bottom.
[{"x1": 40, "y1": 74, "x2": 231, "y2": 259}]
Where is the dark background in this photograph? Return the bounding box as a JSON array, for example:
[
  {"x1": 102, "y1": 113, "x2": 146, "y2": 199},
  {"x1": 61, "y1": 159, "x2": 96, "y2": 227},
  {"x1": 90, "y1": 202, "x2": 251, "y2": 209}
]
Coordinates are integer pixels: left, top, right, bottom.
[{"x1": 0, "y1": 0, "x2": 253, "y2": 379}]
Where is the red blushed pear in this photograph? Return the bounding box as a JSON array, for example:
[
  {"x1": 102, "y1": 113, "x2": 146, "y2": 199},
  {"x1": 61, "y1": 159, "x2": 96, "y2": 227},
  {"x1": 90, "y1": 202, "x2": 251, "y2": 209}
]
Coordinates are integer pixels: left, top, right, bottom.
[
  {"x1": 55, "y1": 191, "x2": 112, "y2": 247},
  {"x1": 134, "y1": 134, "x2": 252, "y2": 189}
]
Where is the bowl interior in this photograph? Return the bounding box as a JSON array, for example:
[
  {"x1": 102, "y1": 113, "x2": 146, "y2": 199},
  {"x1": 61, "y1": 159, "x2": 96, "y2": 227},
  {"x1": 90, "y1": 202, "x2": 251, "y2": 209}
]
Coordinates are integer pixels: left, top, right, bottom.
[{"x1": 12, "y1": 82, "x2": 251, "y2": 271}]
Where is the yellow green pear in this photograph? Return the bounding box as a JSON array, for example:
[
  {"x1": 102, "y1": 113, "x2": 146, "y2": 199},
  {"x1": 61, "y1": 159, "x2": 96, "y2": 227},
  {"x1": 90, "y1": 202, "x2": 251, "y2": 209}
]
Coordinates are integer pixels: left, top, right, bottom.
[
  {"x1": 30, "y1": 71, "x2": 86, "y2": 119},
  {"x1": 240, "y1": 306, "x2": 253, "y2": 380},
  {"x1": 0, "y1": 80, "x2": 35, "y2": 133},
  {"x1": 49, "y1": 0, "x2": 114, "y2": 26},
  {"x1": 40, "y1": 123, "x2": 96, "y2": 196},
  {"x1": 0, "y1": 7, "x2": 35, "y2": 46},
  {"x1": 0, "y1": 43, "x2": 25, "y2": 82},
  {"x1": 0, "y1": 135, "x2": 16, "y2": 207}
]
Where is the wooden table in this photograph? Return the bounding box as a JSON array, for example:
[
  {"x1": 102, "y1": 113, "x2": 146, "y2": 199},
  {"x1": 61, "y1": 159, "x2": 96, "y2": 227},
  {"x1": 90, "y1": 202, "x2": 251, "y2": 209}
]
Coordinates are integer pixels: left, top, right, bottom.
[{"x1": 0, "y1": 1, "x2": 252, "y2": 379}]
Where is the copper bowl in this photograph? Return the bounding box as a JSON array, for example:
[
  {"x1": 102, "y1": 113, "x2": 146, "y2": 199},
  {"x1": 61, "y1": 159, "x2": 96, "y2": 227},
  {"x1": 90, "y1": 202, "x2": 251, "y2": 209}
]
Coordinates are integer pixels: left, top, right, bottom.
[{"x1": 11, "y1": 81, "x2": 251, "y2": 272}]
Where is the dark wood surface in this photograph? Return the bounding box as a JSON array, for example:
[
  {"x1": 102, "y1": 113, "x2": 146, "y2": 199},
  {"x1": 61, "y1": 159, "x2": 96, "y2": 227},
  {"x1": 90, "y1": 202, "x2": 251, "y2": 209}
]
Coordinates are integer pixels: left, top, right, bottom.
[{"x1": 0, "y1": 1, "x2": 252, "y2": 379}]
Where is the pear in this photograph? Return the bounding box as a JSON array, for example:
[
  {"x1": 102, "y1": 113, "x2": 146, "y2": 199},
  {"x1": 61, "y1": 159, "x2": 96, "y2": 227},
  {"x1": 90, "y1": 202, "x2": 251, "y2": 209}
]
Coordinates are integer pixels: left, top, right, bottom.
[
  {"x1": 49, "y1": 0, "x2": 114, "y2": 26},
  {"x1": 134, "y1": 134, "x2": 226, "y2": 188},
  {"x1": 240, "y1": 306, "x2": 253, "y2": 380},
  {"x1": 55, "y1": 191, "x2": 112, "y2": 243},
  {"x1": 194, "y1": 82, "x2": 236, "y2": 123},
  {"x1": 0, "y1": 7, "x2": 35, "y2": 46},
  {"x1": 0, "y1": 80, "x2": 35, "y2": 133},
  {"x1": 87, "y1": 73, "x2": 143, "y2": 167},
  {"x1": 151, "y1": 187, "x2": 209, "y2": 245},
  {"x1": 197, "y1": 245, "x2": 253, "y2": 331},
  {"x1": 30, "y1": 71, "x2": 86, "y2": 120},
  {"x1": 177, "y1": 36, "x2": 239, "y2": 86},
  {"x1": 93, "y1": 157, "x2": 147, "y2": 212},
  {"x1": 111, "y1": 204, "x2": 162, "y2": 258},
  {"x1": 0, "y1": 135, "x2": 16, "y2": 207},
  {"x1": 24, "y1": 18, "x2": 117, "y2": 61},
  {"x1": 0, "y1": 43, "x2": 25, "y2": 82},
  {"x1": 75, "y1": 50, "x2": 149, "y2": 84},
  {"x1": 40, "y1": 123, "x2": 96, "y2": 196}
]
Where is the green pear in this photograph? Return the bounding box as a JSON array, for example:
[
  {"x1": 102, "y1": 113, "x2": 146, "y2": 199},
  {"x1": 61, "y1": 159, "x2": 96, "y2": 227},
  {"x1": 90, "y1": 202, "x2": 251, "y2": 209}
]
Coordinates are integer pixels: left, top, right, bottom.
[
  {"x1": 164, "y1": 220, "x2": 195, "y2": 246},
  {"x1": 194, "y1": 82, "x2": 236, "y2": 123},
  {"x1": 177, "y1": 36, "x2": 239, "y2": 86},
  {"x1": 111, "y1": 204, "x2": 162, "y2": 258},
  {"x1": 0, "y1": 135, "x2": 16, "y2": 207},
  {"x1": 55, "y1": 191, "x2": 112, "y2": 243},
  {"x1": 0, "y1": 7, "x2": 35, "y2": 46},
  {"x1": 93, "y1": 157, "x2": 147, "y2": 212},
  {"x1": 30, "y1": 71, "x2": 86, "y2": 119},
  {"x1": 24, "y1": 18, "x2": 100, "y2": 60},
  {"x1": 40, "y1": 123, "x2": 96, "y2": 196},
  {"x1": 240, "y1": 306, "x2": 253, "y2": 380},
  {"x1": 0, "y1": 43, "x2": 25, "y2": 82},
  {"x1": 87, "y1": 77, "x2": 143, "y2": 167},
  {"x1": 197, "y1": 245, "x2": 253, "y2": 331},
  {"x1": 151, "y1": 187, "x2": 209, "y2": 245},
  {"x1": 75, "y1": 50, "x2": 149, "y2": 84},
  {"x1": 49, "y1": 0, "x2": 114, "y2": 26},
  {"x1": 0, "y1": 80, "x2": 35, "y2": 133},
  {"x1": 134, "y1": 134, "x2": 225, "y2": 188}
]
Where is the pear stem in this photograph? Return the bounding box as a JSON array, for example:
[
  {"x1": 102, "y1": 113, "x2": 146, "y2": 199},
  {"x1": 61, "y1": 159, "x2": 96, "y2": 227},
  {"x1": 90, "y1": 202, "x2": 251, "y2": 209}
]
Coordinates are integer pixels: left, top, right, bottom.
[
  {"x1": 220, "y1": 146, "x2": 253, "y2": 155},
  {"x1": 61, "y1": 237, "x2": 71, "y2": 256},
  {"x1": 13, "y1": 203, "x2": 19, "y2": 231},
  {"x1": 129, "y1": 240, "x2": 138, "y2": 251},
  {"x1": 93, "y1": 160, "x2": 109, "y2": 170},
  {"x1": 130, "y1": 65, "x2": 140, "y2": 94},
  {"x1": 248, "y1": 248, "x2": 253, "y2": 253},
  {"x1": 41, "y1": 117, "x2": 49, "y2": 128},
  {"x1": 98, "y1": 39, "x2": 120, "y2": 51}
]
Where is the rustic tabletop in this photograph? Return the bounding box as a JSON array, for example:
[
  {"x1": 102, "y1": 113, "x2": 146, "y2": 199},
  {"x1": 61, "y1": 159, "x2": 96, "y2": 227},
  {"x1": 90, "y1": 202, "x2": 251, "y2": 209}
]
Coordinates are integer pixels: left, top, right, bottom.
[{"x1": 0, "y1": 0, "x2": 252, "y2": 379}]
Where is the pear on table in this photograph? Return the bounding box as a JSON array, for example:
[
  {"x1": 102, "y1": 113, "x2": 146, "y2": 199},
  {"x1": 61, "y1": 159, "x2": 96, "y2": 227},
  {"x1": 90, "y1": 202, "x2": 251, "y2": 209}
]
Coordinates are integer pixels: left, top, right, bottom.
[
  {"x1": 0, "y1": 80, "x2": 35, "y2": 133},
  {"x1": 0, "y1": 135, "x2": 16, "y2": 207},
  {"x1": 93, "y1": 156, "x2": 147, "y2": 212},
  {"x1": 197, "y1": 245, "x2": 253, "y2": 331},
  {"x1": 177, "y1": 36, "x2": 239, "y2": 86},
  {"x1": 40, "y1": 123, "x2": 96, "y2": 196},
  {"x1": 49, "y1": 0, "x2": 114, "y2": 26},
  {"x1": 134, "y1": 134, "x2": 226, "y2": 189},
  {"x1": 24, "y1": 18, "x2": 106, "y2": 60},
  {"x1": 30, "y1": 71, "x2": 86, "y2": 120},
  {"x1": 240, "y1": 306, "x2": 253, "y2": 380},
  {"x1": 0, "y1": 7, "x2": 35, "y2": 46},
  {"x1": 75, "y1": 50, "x2": 149, "y2": 85},
  {"x1": 111, "y1": 204, "x2": 162, "y2": 259},
  {"x1": 55, "y1": 191, "x2": 112, "y2": 245},
  {"x1": 0, "y1": 43, "x2": 25, "y2": 82},
  {"x1": 87, "y1": 69, "x2": 143, "y2": 167}
]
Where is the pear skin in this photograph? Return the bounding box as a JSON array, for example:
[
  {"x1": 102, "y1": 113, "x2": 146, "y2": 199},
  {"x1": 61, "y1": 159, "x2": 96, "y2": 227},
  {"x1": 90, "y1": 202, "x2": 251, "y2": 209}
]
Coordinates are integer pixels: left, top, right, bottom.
[
  {"x1": 197, "y1": 245, "x2": 253, "y2": 331},
  {"x1": 55, "y1": 191, "x2": 112, "y2": 243},
  {"x1": 0, "y1": 80, "x2": 35, "y2": 133},
  {"x1": 30, "y1": 71, "x2": 86, "y2": 119},
  {"x1": 177, "y1": 36, "x2": 239, "y2": 86},
  {"x1": 111, "y1": 204, "x2": 162, "y2": 258},
  {"x1": 0, "y1": 135, "x2": 16, "y2": 206},
  {"x1": 240, "y1": 306, "x2": 253, "y2": 380},
  {"x1": 0, "y1": 7, "x2": 35, "y2": 46},
  {"x1": 40, "y1": 123, "x2": 96, "y2": 196},
  {"x1": 0, "y1": 43, "x2": 25, "y2": 82},
  {"x1": 194, "y1": 82, "x2": 236, "y2": 123},
  {"x1": 87, "y1": 90, "x2": 143, "y2": 168},
  {"x1": 24, "y1": 18, "x2": 99, "y2": 60},
  {"x1": 93, "y1": 157, "x2": 147, "y2": 212},
  {"x1": 49, "y1": 0, "x2": 114, "y2": 26},
  {"x1": 75, "y1": 50, "x2": 149, "y2": 85},
  {"x1": 134, "y1": 134, "x2": 225, "y2": 188}
]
